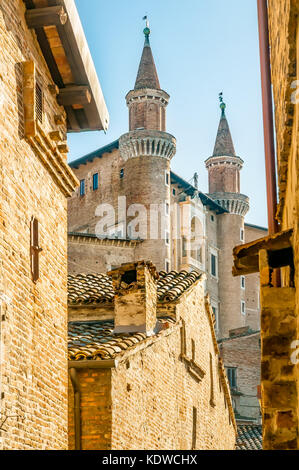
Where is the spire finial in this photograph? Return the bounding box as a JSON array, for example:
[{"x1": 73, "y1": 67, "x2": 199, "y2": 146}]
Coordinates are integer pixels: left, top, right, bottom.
[
  {"x1": 219, "y1": 92, "x2": 226, "y2": 117},
  {"x1": 143, "y1": 15, "x2": 150, "y2": 45}
]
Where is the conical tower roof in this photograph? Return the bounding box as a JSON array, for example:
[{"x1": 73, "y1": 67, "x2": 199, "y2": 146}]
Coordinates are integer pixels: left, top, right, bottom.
[
  {"x1": 212, "y1": 102, "x2": 236, "y2": 157},
  {"x1": 134, "y1": 26, "x2": 160, "y2": 90}
]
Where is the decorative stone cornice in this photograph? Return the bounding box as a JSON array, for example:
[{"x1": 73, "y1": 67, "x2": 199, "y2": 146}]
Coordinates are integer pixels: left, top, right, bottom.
[
  {"x1": 119, "y1": 129, "x2": 176, "y2": 161},
  {"x1": 207, "y1": 192, "x2": 250, "y2": 216},
  {"x1": 27, "y1": 122, "x2": 79, "y2": 197},
  {"x1": 126, "y1": 88, "x2": 170, "y2": 107},
  {"x1": 68, "y1": 232, "x2": 142, "y2": 247},
  {"x1": 205, "y1": 155, "x2": 244, "y2": 171}
]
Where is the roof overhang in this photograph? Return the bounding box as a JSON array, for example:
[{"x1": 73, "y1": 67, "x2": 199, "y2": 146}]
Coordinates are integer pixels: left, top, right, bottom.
[
  {"x1": 23, "y1": 0, "x2": 109, "y2": 132},
  {"x1": 232, "y1": 229, "x2": 293, "y2": 276}
]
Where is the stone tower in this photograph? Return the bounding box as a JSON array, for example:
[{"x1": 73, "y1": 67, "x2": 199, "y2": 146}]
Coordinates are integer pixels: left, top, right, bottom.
[
  {"x1": 205, "y1": 98, "x2": 249, "y2": 338},
  {"x1": 119, "y1": 23, "x2": 176, "y2": 271}
]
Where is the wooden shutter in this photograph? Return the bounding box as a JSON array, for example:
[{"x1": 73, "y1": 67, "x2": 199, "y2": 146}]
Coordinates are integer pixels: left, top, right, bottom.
[{"x1": 30, "y1": 217, "x2": 42, "y2": 283}]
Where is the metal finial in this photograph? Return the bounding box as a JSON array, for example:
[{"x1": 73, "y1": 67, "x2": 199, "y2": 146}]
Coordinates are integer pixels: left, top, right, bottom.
[
  {"x1": 143, "y1": 15, "x2": 150, "y2": 43},
  {"x1": 219, "y1": 92, "x2": 226, "y2": 116}
]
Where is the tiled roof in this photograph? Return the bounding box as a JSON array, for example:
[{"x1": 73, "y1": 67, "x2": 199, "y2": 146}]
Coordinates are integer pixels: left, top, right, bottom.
[
  {"x1": 68, "y1": 270, "x2": 202, "y2": 305},
  {"x1": 68, "y1": 318, "x2": 175, "y2": 361},
  {"x1": 213, "y1": 111, "x2": 236, "y2": 157},
  {"x1": 236, "y1": 425, "x2": 262, "y2": 450}
]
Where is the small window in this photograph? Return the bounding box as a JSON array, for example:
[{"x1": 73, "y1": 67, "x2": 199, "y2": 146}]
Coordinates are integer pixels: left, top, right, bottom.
[
  {"x1": 165, "y1": 260, "x2": 170, "y2": 272},
  {"x1": 211, "y1": 253, "x2": 217, "y2": 277},
  {"x1": 211, "y1": 305, "x2": 218, "y2": 331},
  {"x1": 211, "y1": 215, "x2": 215, "y2": 222},
  {"x1": 241, "y1": 301, "x2": 246, "y2": 315},
  {"x1": 165, "y1": 231, "x2": 170, "y2": 245},
  {"x1": 241, "y1": 276, "x2": 245, "y2": 289},
  {"x1": 80, "y1": 179, "x2": 85, "y2": 196},
  {"x1": 93, "y1": 173, "x2": 99, "y2": 191},
  {"x1": 30, "y1": 217, "x2": 42, "y2": 283},
  {"x1": 226, "y1": 367, "x2": 237, "y2": 389},
  {"x1": 172, "y1": 188, "x2": 176, "y2": 196},
  {"x1": 120, "y1": 169, "x2": 124, "y2": 179},
  {"x1": 35, "y1": 81, "x2": 43, "y2": 123},
  {"x1": 165, "y1": 202, "x2": 169, "y2": 215},
  {"x1": 182, "y1": 236, "x2": 187, "y2": 258},
  {"x1": 165, "y1": 171, "x2": 170, "y2": 186},
  {"x1": 240, "y1": 228, "x2": 244, "y2": 242}
]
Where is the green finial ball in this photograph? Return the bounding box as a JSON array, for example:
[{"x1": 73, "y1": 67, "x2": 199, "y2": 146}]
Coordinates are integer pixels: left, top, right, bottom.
[
  {"x1": 143, "y1": 27, "x2": 150, "y2": 37},
  {"x1": 220, "y1": 102, "x2": 226, "y2": 110}
]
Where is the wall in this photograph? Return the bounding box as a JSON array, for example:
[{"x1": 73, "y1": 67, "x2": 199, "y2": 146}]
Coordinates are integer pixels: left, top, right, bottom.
[
  {"x1": 219, "y1": 332, "x2": 261, "y2": 421},
  {"x1": 68, "y1": 282, "x2": 236, "y2": 450},
  {"x1": 110, "y1": 283, "x2": 236, "y2": 450},
  {"x1": 217, "y1": 213, "x2": 245, "y2": 338},
  {"x1": 0, "y1": 0, "x2": 75, "y2": 449},
  {"x1": 68, "y1": 235, "x2": 138, "y2": 274},
  {"x1": 68, "y1": 369, "x2": 112, "y2": 450},
  {"x1": 244, "y1": 224, "x2": 268, "y2": 331}
]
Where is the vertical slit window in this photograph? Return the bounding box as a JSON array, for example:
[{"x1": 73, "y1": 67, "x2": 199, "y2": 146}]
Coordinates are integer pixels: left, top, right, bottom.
[
  {"x1": 80, "y1": 180, "x2": 85, "y2": 197},
  {"x1": 30, "y1": 217, "x2": 42, "y2": 283},
  {"x1": 192, "y1": 407, "x2": 197, "y2": 450},
  {"x1": 35, "y1": 81, "x2": 43, "y2": 124},
  {"x1": 93, "y1": 173, "x2": 99, "y2": 191}
]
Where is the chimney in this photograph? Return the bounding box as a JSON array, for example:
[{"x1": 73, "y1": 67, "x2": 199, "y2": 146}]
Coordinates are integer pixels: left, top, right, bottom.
[{"x1": 108, "y1": 261, "x2": 159, "y2": 336}]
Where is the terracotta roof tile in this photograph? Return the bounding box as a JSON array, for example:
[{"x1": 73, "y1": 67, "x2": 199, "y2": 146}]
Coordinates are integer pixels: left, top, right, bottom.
[
  {"x1": 236, "y1": 425, "x2": 262, "y2": 450},
  {"x1": 68, "y1": 318, "x2": 175, "y2": 361},
  {"x1": 68, "y1": 270, "x2": 202, "y2": 305}
]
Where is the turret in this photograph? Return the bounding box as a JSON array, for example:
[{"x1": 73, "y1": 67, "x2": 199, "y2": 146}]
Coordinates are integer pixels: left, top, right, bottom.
[{"x1": 119, "y1": 21, "x2": 176, "y2": 271}]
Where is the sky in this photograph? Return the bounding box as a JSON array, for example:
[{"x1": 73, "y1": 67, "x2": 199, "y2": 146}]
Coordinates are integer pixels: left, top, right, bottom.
[{"x1": 68, "y1": 0, "x2": 268, "y2": 227}]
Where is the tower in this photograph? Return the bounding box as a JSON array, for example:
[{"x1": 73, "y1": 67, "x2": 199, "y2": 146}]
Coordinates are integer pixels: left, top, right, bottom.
[
  {"x1": 119, "y1": 22, "x2": 176, "y2": 271},
  {"x1": 206, "y1": 97, "x2": 249, "y2": 338}
]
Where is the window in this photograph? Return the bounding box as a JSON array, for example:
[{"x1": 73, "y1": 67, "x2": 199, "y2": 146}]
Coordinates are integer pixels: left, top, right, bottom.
[
  {"x1": 240, "y1": 228, "x2": 245, "y2": 242},
  {"x1": 182, "y1": 236, "x2": 187, "y2": 257},
  {"x1": 241, "y1": 276, "x2": 245, "y2": 289},
  {"x1": 93, "y1": 173, "x2": 99, "y2": 191},
  {"x1": 226, "y1": 367, "x2": 237, "y2": 390},
  {"x1": 165, "y1": 260, "x2": 170, "y2": 272},
  {"x1": 30, "y1": 217, "x2": 42, "y2": 283},
  {"x1": 192, "y1": 407, "x2": 197, "y2": 450},
  {"x1": 211, "y1": 215, "x2": 215, "y2": 222},
  {"x1": 35, "y1": 81, "x2": 43, "y2": 123},
  {"x1": 172, "y1": 188, "x2": 176, "y2": 196},
  {"x1": 165, "y1": 202, "x2": 169, "y2": 216},
  {"x1": 211, "y1": 253, "x2": 217, "y2": 277},
  {"x1": 165, "y1": 231, "x2": 170, "y2": 245},
  {"x1": 120, "y1": 168, "x2": 124, "y2": 179},
  {"x1": 211, "y1": 305, "x2": 219, "y2": 331},
  {"x1": 80, "y1": 179, "x2": 85, "y2": 196},
  {"x1": 165, "y1": 171, "x2": 170, "y2": 186},
  {"x1": 210, "y1": 353, "x2": 216, "y2": 407},
  {"x1": 241, "y1": 300, "x2": 246, "y2": 315}
]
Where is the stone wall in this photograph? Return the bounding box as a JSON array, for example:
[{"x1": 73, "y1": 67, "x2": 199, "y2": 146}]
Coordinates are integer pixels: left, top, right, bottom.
[
  {"x1": 265, "y1": 0, "x2": 299, "y2": 449},
  {"x1": 0, "y1": 0, "x2": 77, "y2": 449}
]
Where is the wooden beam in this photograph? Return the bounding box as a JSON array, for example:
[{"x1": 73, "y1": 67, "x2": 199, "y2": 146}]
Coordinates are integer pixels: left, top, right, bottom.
[
  {"x1": 25, "y1": 6, "x2": 68, "y2": 29},
  {"x1": 57, "y1": 86, "x2": 91, "y2": 107}
]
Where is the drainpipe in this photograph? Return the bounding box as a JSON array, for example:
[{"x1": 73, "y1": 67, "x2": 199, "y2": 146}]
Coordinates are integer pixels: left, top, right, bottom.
[
  {"x1": 257, "y1": 0, "x2": 281, "y2": 287},
  {"x1": 69, "y1": 368, "x2": 81, "y2": 451},
  {"x1": 257, "y1": 0, "x2": 279, "y2": 236}
]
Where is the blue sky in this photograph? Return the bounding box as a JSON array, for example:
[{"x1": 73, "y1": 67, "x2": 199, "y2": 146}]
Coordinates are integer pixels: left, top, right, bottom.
[{"x1": 68, "y1": 0, "x2": 267, "y2": 227}]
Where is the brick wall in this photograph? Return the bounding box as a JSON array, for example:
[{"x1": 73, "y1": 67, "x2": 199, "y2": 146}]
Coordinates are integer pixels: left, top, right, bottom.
[
  {"x1": 0, "y1": 0, "x2": 76, "y2": 449},
  {"x1": 68, "y1": 282, "x2": 237, "y2": 450},
  {"x1": 219, "y1": 333, "x2": 261, "y2": 421}
]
